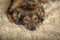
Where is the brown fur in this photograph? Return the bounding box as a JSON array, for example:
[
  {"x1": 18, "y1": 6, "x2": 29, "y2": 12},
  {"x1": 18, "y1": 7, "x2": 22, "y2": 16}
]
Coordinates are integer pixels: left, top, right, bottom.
[{"x1": 7, "y1": 0, "x2": 48, "y2": 30}]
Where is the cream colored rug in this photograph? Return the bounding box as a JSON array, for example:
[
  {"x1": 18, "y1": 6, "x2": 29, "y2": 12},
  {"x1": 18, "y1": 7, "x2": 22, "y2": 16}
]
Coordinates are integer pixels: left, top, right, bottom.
[{"x1": 0, "y1": 0, "x2": 60, "y2": 40}]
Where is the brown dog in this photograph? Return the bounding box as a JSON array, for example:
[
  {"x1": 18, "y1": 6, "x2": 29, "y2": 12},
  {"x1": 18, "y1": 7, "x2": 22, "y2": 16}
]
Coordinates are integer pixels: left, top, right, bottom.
[{"x1": 7, "y1": 0, "x2": 48, "y2": 30}]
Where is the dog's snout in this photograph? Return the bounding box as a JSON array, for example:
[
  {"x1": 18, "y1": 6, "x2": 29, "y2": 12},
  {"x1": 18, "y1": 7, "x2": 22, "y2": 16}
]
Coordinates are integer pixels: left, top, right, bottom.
[
  {"x1": 14, "y1": 20, "x2": 20, "y2": 25},
  {"x1": 30, "y1": 26, "x2": 36, "y2": 31},
  {"x1": 27, "y1": 26, "x2": 36, "y2": 31}
]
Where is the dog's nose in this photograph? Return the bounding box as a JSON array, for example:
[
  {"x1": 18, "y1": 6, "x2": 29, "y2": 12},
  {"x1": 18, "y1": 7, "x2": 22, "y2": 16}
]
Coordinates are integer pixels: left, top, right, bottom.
[
  {"x1": 14, "y1": 20, "x2": 20, "y2": 25},
  {"x1": 27, "y1": 26, "x2": 36, "y2": 31}
]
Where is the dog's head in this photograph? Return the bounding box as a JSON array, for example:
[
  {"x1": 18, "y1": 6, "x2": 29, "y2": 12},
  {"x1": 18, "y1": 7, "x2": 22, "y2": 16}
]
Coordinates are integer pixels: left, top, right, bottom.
[
  {"x1": 21, "y1": 12, "x2": 39, "y2": 30},
  {"x1": 11, "y1": 9, "x2": 44, "y2": 31},
  {"x1": 7, "y1": 0, "x2": 45, "y2": 31}
]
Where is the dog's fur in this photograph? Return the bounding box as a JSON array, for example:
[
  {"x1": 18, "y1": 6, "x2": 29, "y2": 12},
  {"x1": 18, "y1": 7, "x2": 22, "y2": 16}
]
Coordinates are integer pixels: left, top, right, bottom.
[{"x1": 7, "y1": 0, "x2": 48, "y2": 30}]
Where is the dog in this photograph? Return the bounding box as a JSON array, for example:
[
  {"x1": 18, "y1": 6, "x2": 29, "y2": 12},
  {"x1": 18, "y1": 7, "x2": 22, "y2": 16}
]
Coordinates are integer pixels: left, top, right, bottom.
[{"x1": 7, "y1": 0, "x2": 48, "y2": 30}]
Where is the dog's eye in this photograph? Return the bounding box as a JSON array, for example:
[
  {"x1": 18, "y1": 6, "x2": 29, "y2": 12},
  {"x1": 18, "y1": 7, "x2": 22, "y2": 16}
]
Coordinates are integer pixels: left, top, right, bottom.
[
  {"x1": 23, "y1": 16, "x2": 30, "y2": 23},
  {"x1": 33, "y1": 16, "x2": 38, "y2": 22}
]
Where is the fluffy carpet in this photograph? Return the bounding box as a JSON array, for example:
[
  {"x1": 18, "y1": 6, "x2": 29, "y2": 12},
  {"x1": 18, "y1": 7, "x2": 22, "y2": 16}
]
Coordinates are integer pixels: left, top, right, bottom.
[{"x1": 0, "y1": 0, "x2": 60, "y2": 40}]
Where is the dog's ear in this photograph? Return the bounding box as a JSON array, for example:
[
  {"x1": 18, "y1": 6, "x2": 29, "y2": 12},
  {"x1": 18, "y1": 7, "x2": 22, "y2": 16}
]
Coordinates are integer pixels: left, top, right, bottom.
[{"x1": 39, "y1": 0, "x2": 48, "y2": 4}]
